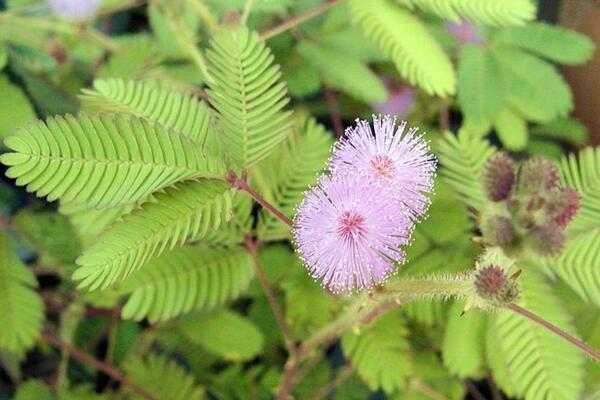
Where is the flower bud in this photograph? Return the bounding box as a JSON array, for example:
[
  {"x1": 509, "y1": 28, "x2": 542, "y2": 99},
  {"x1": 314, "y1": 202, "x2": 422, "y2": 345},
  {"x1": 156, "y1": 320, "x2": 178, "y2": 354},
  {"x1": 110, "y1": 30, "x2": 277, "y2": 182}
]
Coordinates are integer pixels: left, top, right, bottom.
[
  {"x1": 544, "y1": 187, "x2": 580, "y2": 228},
  {"x1": 480, "y1": 215, "x2": 515, "y2": 247},
  {"x1": 527, "y1": 224, "x2": 565, "y2": 256},
  {"x1": 474, "y1": 265, "x2": 520, "y2": 307},
  {"x1": 516, "y1": 157, "x2": 559, "y2": 195},
  {"x1": 483, "y1": 153, "x2": 514, "y2": 202}
]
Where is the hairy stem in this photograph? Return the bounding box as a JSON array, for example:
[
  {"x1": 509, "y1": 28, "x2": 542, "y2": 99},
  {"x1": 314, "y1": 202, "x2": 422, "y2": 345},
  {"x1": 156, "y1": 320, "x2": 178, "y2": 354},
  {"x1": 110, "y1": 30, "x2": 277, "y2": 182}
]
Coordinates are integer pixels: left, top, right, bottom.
[
  {"x1": 228, "y1": 171, "x2": 294, "y2": 227},
  {"x1": 186, "y1": 0, "x2": 221, "y2": 35},
  {"x1": 41, "y1": 331, "x2": 157, "y2": 400},
  {"x1": 260, "y1": 0, "x2": 342, "y2": 40},
  {"x1": 278, "y1": 275, "x2": 474, "y2": 398},
  {"x1": 241, "y1": 0, "x2": 254, "y2": 24},
  {"x1": 245, "y1": 236, "x2": 296, "y2": 350},
  {"x1": 507, "y1": 303, "x2": 600, "y2": 362}
]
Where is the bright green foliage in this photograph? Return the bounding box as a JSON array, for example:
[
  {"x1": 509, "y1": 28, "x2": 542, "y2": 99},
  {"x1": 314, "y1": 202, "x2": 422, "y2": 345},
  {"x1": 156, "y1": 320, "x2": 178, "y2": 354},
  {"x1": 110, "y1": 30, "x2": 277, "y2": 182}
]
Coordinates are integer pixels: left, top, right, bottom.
[
  {"x1": 493, "y1": 22, "x2": 595, "y2": 65},
  {"x1": 13, "y1": 380, "x2": 54, "y2": 400},
  {"x1": 125, "y1": 353, "x2": 205, "y2": 400},
  {"x1": 395, "y1": 0, "x2": 535, "y2": 26},
  {"x1": 492, "y1": 48, "x2": 572, "y2": 123},
  {"x1": 320, "y1": 28, "x2": 385, "y2": 63},
  {"x1": 560, "y1": 147, "x2": 600, "y2": 235},
  {"x1": 74, "y1": 179, "x2": 232, "y2": 290},
  {"x1": 0, "y1": 74, "x2": 36, "y2": 139},
  {"x1": 342, "y1": 312, "x2": 411, "y2": 393},
  {"x1": 436, "y1": 130, "x2": 496, "y2": 210},
  {"x1": 80, "y1": 79, "x2": 212, "y2": 145},
  {"x1": 0, "y1": 114, "x2": 220, "y2": 208},
  {"x1": 258, "y1": 117, "x2": 333, "y2": 240},
  {"x1": 555, "y1": 230, "x2": 600, "y2": 307},
  {"x1": 121, "y1": 246, "x2": 254, "y2": 322},
  {"x1": 297, "y1": 41, "x2": 387, "y2": 103},
  {"x1": 442, "y1": 302, "x2": 486, "y2": 378},
  {"x1": 532, "y1": 117, "x2": 589, "y2": 146},
  {"x1": 97, "y1": 35, "x2": 160, "y2": 79},
  {"x1": 457, "y1": 44, "x2": 502, "y2": 126},
  {"x1": 207, "y1": 27, "x2": 293, "y2": 169},
  {"x1": 349, "y1": 0, "x2": 456, "y2": 96},
  {"x1": 180, "y1": 310, "x2": 264, "y2": 361},
  {"x1": 493, "y1": 106, "x2": 528, "y2": 150},
  {"x1": 490, "y1": 272, "x2": 584, "y2": 400},
  {"x1": 0, "y1": 231, "x2": 43, "y2": 355}
]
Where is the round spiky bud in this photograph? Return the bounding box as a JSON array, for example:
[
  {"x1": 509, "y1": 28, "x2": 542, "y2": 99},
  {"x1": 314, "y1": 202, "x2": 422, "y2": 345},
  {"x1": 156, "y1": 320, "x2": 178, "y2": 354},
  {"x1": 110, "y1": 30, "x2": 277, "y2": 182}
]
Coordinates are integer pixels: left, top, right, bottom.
[
  {"x1": 483, "y1": 153, "x2": 515, "y2": 202},
  {"x1": 481, "y1": 215, "x2": 515, "y2": 247},
  {"x1": 474, "y1": 265, "x2": 520, "y2": 307},
  {"x1": 528, "y1": 224, "x2": 565, "y2": 256},
  {"x1": 544, "y1": 187, "x2": 580, "y2": 228},
  {"x1": 516, "y1": 157, "x2": 559, "y2": 195}
]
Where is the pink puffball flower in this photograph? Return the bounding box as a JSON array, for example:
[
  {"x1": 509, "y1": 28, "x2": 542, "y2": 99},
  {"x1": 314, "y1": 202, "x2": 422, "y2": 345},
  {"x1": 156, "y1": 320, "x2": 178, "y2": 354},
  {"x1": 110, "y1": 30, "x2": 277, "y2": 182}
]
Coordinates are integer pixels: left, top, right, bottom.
[
  {"x1": 293, "y1": 173, "x2": 413, "y2": 293},
  {"x1": 48, "y1": 0, "x2": 101, "y2": 21},
  {"x1": 331, "y1": 115, "x2": 436, "y2": 220}
]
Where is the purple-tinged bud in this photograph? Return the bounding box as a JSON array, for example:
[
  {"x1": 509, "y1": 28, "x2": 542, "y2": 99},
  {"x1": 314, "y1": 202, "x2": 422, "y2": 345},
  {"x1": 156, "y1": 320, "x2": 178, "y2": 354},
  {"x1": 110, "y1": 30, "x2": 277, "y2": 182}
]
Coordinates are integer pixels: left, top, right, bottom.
[
  {"x1": 528, "y1": 224, "x2": 565, "y2": 256},
  {"x1": 516, "y1": 157, "x2": 560, "y2": 195},
  {"x1": 483, "y1": 153, "x2": 515, "y2": 202},
  {"x1": 481, "y1": 215, "x2": 515, "y2": 247},
  {"x1": 544, "y1": 187, "x2": 580, "y2": 228},
  {"x1": 475, "y1": 265, "x2": 520, "y2": 307}
]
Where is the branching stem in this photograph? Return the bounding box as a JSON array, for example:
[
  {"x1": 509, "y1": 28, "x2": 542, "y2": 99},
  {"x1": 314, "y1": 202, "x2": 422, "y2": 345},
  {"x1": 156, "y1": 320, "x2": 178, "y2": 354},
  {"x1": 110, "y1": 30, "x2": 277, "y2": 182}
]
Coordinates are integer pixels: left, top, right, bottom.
[
  {"x1": 507, "y1": 303, "x2": 600, "y2": 362},
  {"x1": 41, "y1": 331, "x2": 157, "y2": 400},
  {"x1": 228, "y1": 171, "x2": 294, "y2": 227},
  {"x1": 260, "y1": 0, "x2": 342, "y2": 40}
]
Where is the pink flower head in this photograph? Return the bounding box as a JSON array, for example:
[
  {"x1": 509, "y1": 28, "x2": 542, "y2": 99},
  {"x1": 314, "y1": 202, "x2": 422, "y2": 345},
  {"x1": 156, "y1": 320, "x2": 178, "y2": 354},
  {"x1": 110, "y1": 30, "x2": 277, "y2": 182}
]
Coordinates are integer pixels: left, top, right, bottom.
[
  {"x1": 48, "y1": 0, "x2": 101, "y2": 21},
  {"x1": 331, "y1": 115, "x2": 436, "y2": 220},
  {"x1": 293, "y1": 173, "x2": 412, "y2": 293}
]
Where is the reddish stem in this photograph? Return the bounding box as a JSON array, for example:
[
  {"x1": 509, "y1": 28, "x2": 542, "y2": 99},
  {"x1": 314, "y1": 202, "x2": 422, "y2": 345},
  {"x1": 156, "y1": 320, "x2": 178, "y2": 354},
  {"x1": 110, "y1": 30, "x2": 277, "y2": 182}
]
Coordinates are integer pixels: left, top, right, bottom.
[
  {"x1": 41, "y1": 332, "x2": 157, "y2": 400},
  {"x1": 228, "y1": 171, "x2": 294, "y2": 227},
  {"x1": 507, "y1": 303, "x2": 600, "y2": 362}
]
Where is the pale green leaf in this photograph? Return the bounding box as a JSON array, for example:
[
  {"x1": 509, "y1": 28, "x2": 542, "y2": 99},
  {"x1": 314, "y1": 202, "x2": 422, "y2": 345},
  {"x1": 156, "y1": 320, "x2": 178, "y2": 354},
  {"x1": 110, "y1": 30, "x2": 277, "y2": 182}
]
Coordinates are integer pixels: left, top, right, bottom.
[
  {"x1": 0, "y1": 74, "x2": 35, "y2": 139},
  {"x1": 493, "y1": 106, "x2": 528, "y2": 150}
]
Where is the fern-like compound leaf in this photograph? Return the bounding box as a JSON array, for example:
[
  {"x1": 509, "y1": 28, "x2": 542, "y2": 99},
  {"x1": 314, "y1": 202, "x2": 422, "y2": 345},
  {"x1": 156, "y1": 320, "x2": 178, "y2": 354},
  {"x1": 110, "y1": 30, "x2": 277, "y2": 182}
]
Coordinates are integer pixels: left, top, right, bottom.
[
  {"x1": 437, "y1": 130, "x2": 496, "y2": 210},
  {"x1": 207, "y1": 27, "x2": 293, "y2": 169},
  {"x1": 493, "y1": 22, "x2": 595, "y2": 65},
  {"x1": 396, "y1": 0, "x2": 535, "y2": 26},
  {"x1": 490, "y1": 271, "x2": 584, "y2": 400},
  {"x1": 492, "y1": 48, "x2": 572, "y2": 123},
  {"x1": 350, "y1": 0, "x2": 456, "y2": 96},
  {"x1": 74, "y1": 179, "x2": 232, "y2": 291},
  {"x1": 257, "y1": 118, "x2": 333, "y2": 241},
  {"x1": 124, "y1": 353, "x2": 205, "y2": 400},
  {"x1": 0, "y1": 231, "x2": 44, "y2": 355},
  {"x1": 0, "y1": 114, "x2": 220, "y2": 208},
  {"x1": 560, "y1": 147, "x2": 600, "y2": 235},
  {"x1": 555, "y1": 229, "x2": 600, "y2": 307},
  {"x1": 121, "y1": 246, "x2": 254, "y2": 322},
  {"x1": 80, "y1": 79, "x2": 212, "y2": 145},
  {"x1": 341, "y1": 312, "x2": 411, "y2": 393}
]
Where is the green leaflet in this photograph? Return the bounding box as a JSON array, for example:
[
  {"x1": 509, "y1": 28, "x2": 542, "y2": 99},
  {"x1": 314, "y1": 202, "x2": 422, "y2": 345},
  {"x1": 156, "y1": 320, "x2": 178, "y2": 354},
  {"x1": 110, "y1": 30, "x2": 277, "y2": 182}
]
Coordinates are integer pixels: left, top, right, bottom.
[
  {"x1": 349, "y1": 0, "x2": 456, "y2": 96},
  {"x1": 0, "y1": 114, "x2": 221, "y2": 208},
  {"x1": 80, "y1": 79, "x2": 213, "y2": 146},
  {"x1": 120, "y1": 246, "x2": 254, "y2": 322},
  {"x1": 342, "y1": 312, "x2": 411, "y2": 393},
  {"x1": 97, "y1": 34, "x2": 161, "y2": 79},
  {"x1": 555, "y1": 229, "x2": 600, "y2": 307},
  {"x1": 207, "y1": 27, "x2": 293, "y2": 169},
  {"x1": 74, "y1": 179, "x2": 232, "y2": 291},
  {"x1": 493, "y1": 22, "x2": 595, "y2": 65},
  {"x1": 0, "y1": 231, "x2": 43, "y2": 355},
  {"x1": 297, "y1": 41, "x2": 387, "y2": 103},
  {"x1": 492, "y1": 47, "x2": 572, "y2": 123},
  {"x1": 531, "y1": 117, "x2": 588, "y2": 146},
  {"x1": 490, "y1": 271, "x2": 584, "y2": 400},
  {"x1": 180, "y1": 310, "x2": 264, "y2": 362},
  {"x1": 257, "y1": 117, "x2": 333, "y2": 241},
  {"x1": 0, "y1": 74, "x2": 36, "y2": 139},
  {"x1": 493, "y1": 106, "x2": 528, "y2": 150},
  {"x1": 442, "y1": 302, "x2": 487, "y2": 378},
  {"x1": 437, "y1": 130, "x2": 496, "y2": 211},
  {"x1": 395, "y1": 0, "x2": 535, "y2": 26},
  {"x1": 124, "y1": 353, "x2": 205, "y2": 400},
  {"x1": 457, "y1": 44, "x2": 502, "y2": 126},
  {"x1": 560, "y1": 147, "x2": 600, "y2": 235}
]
